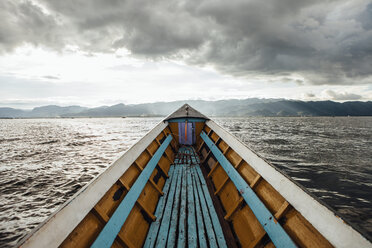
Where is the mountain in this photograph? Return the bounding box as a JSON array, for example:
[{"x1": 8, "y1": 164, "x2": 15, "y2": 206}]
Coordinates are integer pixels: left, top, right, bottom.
[
  {"x1": 1, "y1": 99, "x2": 372, "y2": 118},
  {"x1": 30, "y1": 105, "x2": 88, "y2": 117}
]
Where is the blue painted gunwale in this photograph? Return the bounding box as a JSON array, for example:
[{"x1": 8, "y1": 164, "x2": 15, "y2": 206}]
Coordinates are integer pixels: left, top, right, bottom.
[
  {"x1": 200, "y1": 131, "x2": 297, "y2": 248},
  {"x1": 91, "y1": 135, "x2": 173, "y2": 248}
]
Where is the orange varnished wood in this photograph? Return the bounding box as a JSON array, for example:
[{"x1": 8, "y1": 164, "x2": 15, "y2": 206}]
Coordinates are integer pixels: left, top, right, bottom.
[
  {"x1": 146, "y1": 141, "x2": 159, "y2": 156},
  {"x1": 283, "y1": 209, "x2": 333, "y2": 248},
  {"x1": 157, "y1": 156, "x2": 170, "y2": 177},
  {"x1": 231, "y1": 205, "x2": 265, "y2": 247},
  {"x1": 195, "y1": 122, "x2": 205, "y2": 145},
  {"x1": 60, "y1": 212, "x2": 103, "y2": 248}
]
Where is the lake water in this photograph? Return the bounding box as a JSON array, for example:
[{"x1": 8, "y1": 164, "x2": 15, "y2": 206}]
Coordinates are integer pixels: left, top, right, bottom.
[{"x1": 0, "y1": 117, "x2": 371, "y2": 247}]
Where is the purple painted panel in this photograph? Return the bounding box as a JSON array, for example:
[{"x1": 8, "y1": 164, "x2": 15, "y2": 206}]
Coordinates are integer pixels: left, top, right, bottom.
[{"x1": 178, "y1": 122, "x2": 194, "y2": 145}]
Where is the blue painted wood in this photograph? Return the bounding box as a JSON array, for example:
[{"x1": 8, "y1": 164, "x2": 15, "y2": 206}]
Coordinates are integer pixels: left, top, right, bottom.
[
  {"x1": 186, "y1": 170, "x2": 198, "y2": 247},
  {"x1": 200, "y1": 131, "x2": 297, "y2": 248},
  {"x1": 91, "y1": 135, "x2": 173, "y2": 248},
  {"x1": 191, "y1": 168, "x2": 208, "y2": 248},
  {"x1": 177, "y1": 165, "x2": 187, "y2": 248},
  {"x1": 192, "y1": 167, "x2": 218, "y2": 247},
  {"x1": 167, "y1": 118, "x2": 206, "y2": 123},
  {"x1": 167, "y1": 165, "x2": 183, "y2": 247},
  {"x1": 194, "y1": 165, "x2": 228, "y2": 248},
  {"x1": 155, "y1": 165, "x2": 182, "y2": 247},
  {"x1": 143, "y1": 166, "x2": 175, "y2": 248}
]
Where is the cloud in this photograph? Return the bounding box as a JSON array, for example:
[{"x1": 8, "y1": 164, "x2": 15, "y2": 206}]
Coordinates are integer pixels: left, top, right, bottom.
[
  {"x1": 325, "y1": 90, "x2": 362, "y2": 100},
  {"x1": 43, "y1": 75, "x2": 59, "y2": 80},
  {"x1": 305, "y1": 92, "x2": 316, "y2": 98},
  {"x1": 1, "y1": 0, "x2": 372, "y2": 85},
  {"x1": 0, "y1": 0, "x2": 63, "y2": 53}
]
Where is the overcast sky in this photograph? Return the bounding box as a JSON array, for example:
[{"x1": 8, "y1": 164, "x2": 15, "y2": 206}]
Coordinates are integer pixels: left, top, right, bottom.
[{"x1": 1, "y1": 0, "x2": 371, "y2": 108}]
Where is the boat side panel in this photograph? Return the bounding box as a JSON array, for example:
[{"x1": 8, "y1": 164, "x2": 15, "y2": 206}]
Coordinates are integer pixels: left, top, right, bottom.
[
  {"x1": 168, "y1": 122, "x2": 179, "y2": 146},
  {"x1": 194, "y1": 122, "x2": 205, "y2": 145},
  {"x1": 199, "y1": 125, "x2": 333, "y2": 248},
  {"x1": 60, "y1": 128, "x2": 175, "y2": 248},
  {"x1": 18, "y1": 122, "x2": 168, "y2": 248},
  {"x1": 207, "y1": 120, "x2": 372, "y2": 248}
]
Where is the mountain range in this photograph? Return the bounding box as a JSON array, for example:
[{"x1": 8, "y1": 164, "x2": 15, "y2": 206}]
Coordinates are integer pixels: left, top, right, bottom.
[{"x1": 1, "y1": 99, "x2": 372, "y2": 118}]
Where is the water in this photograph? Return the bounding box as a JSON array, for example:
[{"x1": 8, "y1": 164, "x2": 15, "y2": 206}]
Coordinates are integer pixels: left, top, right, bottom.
[{"x1": 0, "y1": 117, "x2": 371, "y2": 247}]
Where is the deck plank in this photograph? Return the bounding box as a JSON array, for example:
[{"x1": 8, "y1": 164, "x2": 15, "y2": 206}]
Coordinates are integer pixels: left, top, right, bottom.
[
  {"x1": 143, "y1": 166, "x2": 175, "y2": 248},
  {"x1": 194, "y1": 165, "x2": 228, "y2": 248},
  {"x1": 192, "y1": 168, "x2": 208, "y2": 247},
  {"x1": 177, "y1": 166, "x2": 187, "y2": 248},
  {"x1": 167, "y1": 165, "x2": 183, "y2": 247},
  {"x1": 193, "y1": 167, "x2": 219, "y2": 247},
  {"x1": 155, "y1": 165, "x2": 181, "y2": 247},
  {"x1": 145, "y1": 146, "x2": 228, "y2": 248}
]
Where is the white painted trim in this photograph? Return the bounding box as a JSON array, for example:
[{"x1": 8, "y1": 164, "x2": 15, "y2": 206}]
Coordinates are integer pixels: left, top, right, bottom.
[
  {"x1": 19, "y1": 121, "x2": 168, "y2": 248},
  {"x1": 206, "y1": 120, "x2": 372, "y2": 248}
]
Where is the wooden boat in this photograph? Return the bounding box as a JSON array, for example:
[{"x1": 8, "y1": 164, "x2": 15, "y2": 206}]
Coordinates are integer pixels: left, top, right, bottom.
[{"x1": 18, "y1": 104, "x2": 371, "y2": 248}]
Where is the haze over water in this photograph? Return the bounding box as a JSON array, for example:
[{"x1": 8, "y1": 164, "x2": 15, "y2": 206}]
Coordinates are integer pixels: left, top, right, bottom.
[{"x1": 0, "y1": 117, "x2": 371, "y2": 247}]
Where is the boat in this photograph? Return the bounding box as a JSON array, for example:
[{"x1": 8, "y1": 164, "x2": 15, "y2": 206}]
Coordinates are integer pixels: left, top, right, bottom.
[{"x1": 17, "y1": 104, "x2": 371, "y2": 248}]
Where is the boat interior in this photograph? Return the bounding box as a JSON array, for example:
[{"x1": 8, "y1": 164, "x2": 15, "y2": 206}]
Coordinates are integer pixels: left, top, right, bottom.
[
  {"x1": 58, "y1": 106, "x2": 333, "y2": 248},
  {"x1": 19, "y1": 104, "x2": 371, "y2": 248}
]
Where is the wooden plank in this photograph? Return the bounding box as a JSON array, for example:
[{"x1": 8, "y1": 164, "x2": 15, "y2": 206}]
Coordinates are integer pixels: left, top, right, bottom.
[
  {"x1": 207, "y1": 161, "x2": 219, "y2": 178},
  {"x1": 214, "y1": 177, "x2": 229, "y2": 195},
  {"x1": 274, "y1": 201, "x2": 290, "y2": 220},
  {"x1": 191, "y1": 170, "x2": 208, "y2": 248},
  {"x1": 166, "y1": 165, "x2": 183, "y2": 247},
  {"x1": 133, "y1": 161, "x2": 163, "y2": 195},
  {"x1": 192, "y1": 168, "x2": 218, "y2": 247},
  {"x1": 177, "y1": 165, "x2": 187, "y2": 248},
  {"x1": 143, "y1": 166, "x2": 175, "y2": 248},
  {"x1": 200, "y1": 131, "x2": 296, "y2": 248},
  {"x1": 155, "y1": 165, "x2": 181, "y2": 247},
  {"x1": 186, "y1": 170, "x2": 197, "y2": 247},
  {"x1": 224, "y1": 197, "x2": 244, "y2": 221},
  {"x1": 116, "y1": 179, "x2": 157, "y2": 222},
  {"x1": 215, "y1": 158, "x2": 243, "y2": 195},
  {"x1": 91, "y1": 135, "x2": 173, "y2": 248},
  {"x1": 250, "y1": 174, "x2": 262, "y2": 189},
  {"x1": 194, "y1": 166, "x2": 228, "y2": 248}
]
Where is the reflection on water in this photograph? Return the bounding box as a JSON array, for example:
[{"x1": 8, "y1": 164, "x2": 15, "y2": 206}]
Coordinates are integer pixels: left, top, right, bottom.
[{"x1": 0, "y1": 117, "x2": 371, "y2": 247}]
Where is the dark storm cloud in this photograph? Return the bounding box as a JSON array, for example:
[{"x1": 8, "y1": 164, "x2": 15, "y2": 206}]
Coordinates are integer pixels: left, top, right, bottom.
[
  {"x1": 0, "y1": 0, "x2": 63, "y2": 53},
  {"x1": 1, "y1": 0, "x2": 372, "y2": 85}
]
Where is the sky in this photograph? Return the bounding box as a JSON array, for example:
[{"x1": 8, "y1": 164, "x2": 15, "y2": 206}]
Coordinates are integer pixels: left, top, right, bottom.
[{"x1": 0, "y1": 0, "x2": 371, "y2": 109}]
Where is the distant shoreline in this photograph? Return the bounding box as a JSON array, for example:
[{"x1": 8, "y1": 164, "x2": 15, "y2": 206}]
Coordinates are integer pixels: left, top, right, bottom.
[{"x1": 2, "y1": 99, "x2": 372, "y2": 118}]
